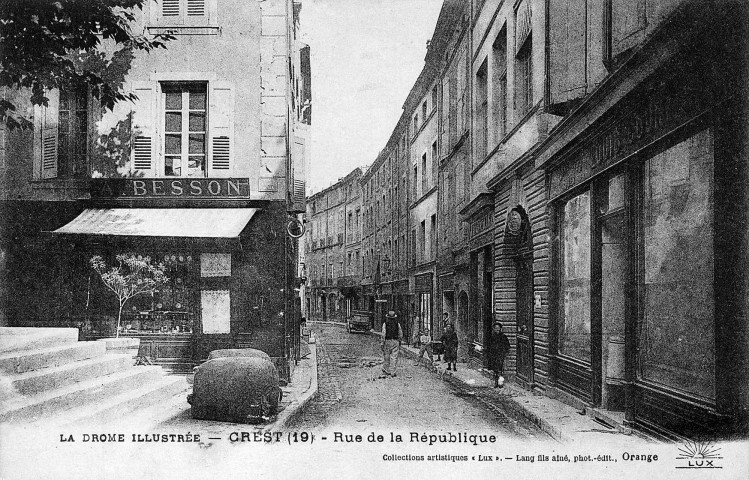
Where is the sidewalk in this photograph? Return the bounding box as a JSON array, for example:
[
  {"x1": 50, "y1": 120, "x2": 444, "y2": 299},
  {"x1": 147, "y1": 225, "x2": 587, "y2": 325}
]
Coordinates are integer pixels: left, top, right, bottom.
[{"x1": 374, "y1": 329, "x2": 649, "y2": 445}]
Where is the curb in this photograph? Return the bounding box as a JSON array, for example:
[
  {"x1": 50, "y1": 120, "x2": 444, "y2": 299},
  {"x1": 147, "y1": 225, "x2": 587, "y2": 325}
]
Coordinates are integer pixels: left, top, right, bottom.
[
  {"x1": 398, "y1": 343, "x2": 565, "y2": 443},
  {"x1": 277, "y1": 340, "x2": 318, "y2": 428}
]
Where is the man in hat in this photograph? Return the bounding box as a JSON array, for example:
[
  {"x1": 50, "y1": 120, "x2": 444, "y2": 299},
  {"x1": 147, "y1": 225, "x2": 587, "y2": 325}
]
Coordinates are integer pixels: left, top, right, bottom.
[{"x1": 380, "y1": 310, "x2": 403, "y2": 378}]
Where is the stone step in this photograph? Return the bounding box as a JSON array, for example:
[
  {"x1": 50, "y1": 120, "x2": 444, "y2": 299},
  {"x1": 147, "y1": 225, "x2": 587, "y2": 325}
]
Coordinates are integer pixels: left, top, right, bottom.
[
  {"x1": 0, "y1": 366, "x2": 165, "y2": 424},
  {"x1": 52, "y1": 375, "x2": 190, "y2": 429},
  {"x1": 0, "y1": 327, "x2": 79, "y2": 354},
  {"x1": 8, "y1": 354, "x2": 132, "y2": 396},
  {"x1": 0, "y1": 341, "x2": 107, "y2": 375}
]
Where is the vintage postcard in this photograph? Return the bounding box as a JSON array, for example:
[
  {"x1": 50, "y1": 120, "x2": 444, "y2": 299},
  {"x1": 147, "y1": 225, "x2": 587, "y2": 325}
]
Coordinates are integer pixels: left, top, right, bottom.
[{"x1": 0, "y1": 0, "x2": 748, "y2": 479}]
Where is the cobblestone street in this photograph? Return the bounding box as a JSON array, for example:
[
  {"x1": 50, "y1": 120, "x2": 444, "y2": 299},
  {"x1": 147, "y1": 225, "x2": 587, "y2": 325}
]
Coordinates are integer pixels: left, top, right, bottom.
[{"x1": 288, "y1": 323, "x2": 547, "y2": 440}]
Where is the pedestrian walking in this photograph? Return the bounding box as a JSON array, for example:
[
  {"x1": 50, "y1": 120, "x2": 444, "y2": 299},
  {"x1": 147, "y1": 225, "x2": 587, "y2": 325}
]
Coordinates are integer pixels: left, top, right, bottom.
[
  {"x1": 413, "y1": 328, "x2": 433, "y2": 366},
  {"x1": 380, "y1": 310, "x2": 403, "y2": 378},
  {"x1": 441, "y1": 323, "x2": 459, "y2": 371},
  {"x1": 487, "y1": 322, "x2": 511, "y2": 387}
]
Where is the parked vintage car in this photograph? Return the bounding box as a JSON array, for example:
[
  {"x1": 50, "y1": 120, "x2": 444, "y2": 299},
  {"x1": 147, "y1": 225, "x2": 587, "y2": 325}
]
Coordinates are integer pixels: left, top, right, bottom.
[
  {"x1": 347, "y1": 310, "x2": 372, "y2": 333},
  {"x1": 187, "y1": 348, "x2": 282, "y2": 422}
]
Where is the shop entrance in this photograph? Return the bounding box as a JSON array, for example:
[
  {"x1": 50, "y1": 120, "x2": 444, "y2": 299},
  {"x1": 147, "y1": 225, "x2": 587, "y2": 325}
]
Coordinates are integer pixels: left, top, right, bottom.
[{"x1": 509, "y1": 207, "x2": 534, "y2": 384}]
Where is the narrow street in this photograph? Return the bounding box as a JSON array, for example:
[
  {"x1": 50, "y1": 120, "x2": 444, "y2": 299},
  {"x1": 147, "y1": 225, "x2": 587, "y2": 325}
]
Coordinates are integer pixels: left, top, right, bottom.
[{"x1": 288, "y1": 322, "x2": 546, "y2": 440}]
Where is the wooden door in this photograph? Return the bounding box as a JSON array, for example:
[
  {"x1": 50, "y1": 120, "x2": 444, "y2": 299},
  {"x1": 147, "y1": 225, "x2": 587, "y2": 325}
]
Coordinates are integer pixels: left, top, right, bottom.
[{"x1": 516, "y1": 252, "x2": 534, "y2": 384}]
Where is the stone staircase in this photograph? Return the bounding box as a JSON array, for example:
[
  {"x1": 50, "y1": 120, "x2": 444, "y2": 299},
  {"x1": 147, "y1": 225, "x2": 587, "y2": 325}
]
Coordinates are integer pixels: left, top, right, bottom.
[{"x1": 0, "y1": 327, "x2": 189, "y2": 428}]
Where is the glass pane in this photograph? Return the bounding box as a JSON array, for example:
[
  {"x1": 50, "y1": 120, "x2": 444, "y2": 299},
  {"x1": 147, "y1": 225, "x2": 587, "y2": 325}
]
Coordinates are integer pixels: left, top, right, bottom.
[
  {"x1": 640, "y1": 129, "x2": 715, "y2": 400},
  {"x1": 558, "y1": 191, "x2": 591, "y2": 361},
  {"x1": 189, "y1": 134, "x2": 205, "y2": 154},
  {"x1": 59, "y1": 111, "x2": 70, "y2": 132},
  {"x1": 75, "y1": 111, "x2": 87, "y2": 133},
  {"x1": 189, "y1": 112, "x2": 205, "y2": 132},
  {"x1": 165, "y1": 112, "x2": 182, "y2": 132},
  {"x1": 165, "y1": 157, "x2": 180, "y2": 176},
  {"x1": 75, "y1": 91, "x2": 87, "y2": 110},
  {"x1": 59, "y1": 91, "x2": 71, "y2": 110},
  {"x1": 189, "y1": 90, "x2": 206, "y2": 110},
  {"x1": 188, "y1": 156, "x2": 205, "y2": 177},
  {"x1": 165, "y1": 91, "x2": 182, "y2": 110},
  {"x1": 165, "y1": 134, "x2": 181, "y2": 154}
]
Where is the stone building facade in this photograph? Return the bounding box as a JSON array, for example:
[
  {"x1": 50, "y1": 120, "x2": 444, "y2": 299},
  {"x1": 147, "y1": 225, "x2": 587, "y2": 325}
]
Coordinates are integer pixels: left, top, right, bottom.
[{"x1": 0, "y1": 0, "x2": 309, "y2": 380}]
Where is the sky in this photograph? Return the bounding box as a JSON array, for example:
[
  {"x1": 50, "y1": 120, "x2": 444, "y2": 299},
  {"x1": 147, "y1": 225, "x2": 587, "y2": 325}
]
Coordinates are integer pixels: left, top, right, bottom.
[{"x1": 299, "y1": 0, "x2": 444, "y2": 194}]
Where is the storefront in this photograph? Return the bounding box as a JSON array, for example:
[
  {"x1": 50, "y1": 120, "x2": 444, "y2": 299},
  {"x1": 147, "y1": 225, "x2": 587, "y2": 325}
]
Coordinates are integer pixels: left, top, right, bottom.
[
  {"x1": 51, "y1": 179, "x2": 297, "y2": 379},
  {"x1": 543, "y1": 46, "x2": 747, "y2": 437},
  {"x1": 413, "y1": 273, "x2": 433, "y2": 338},
  {"x1": 460, "y1": 194, "x2": 495, "y2": 367}
]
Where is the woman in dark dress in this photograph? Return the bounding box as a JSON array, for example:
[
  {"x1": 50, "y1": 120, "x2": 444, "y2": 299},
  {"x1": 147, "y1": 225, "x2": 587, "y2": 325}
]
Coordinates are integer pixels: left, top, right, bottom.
[
  {"x1": 487, "y1": 322, "x2": 511, "y2": 387},
  {"x1": 441, "y1": 324, "x2": 459, "y2": 371}
]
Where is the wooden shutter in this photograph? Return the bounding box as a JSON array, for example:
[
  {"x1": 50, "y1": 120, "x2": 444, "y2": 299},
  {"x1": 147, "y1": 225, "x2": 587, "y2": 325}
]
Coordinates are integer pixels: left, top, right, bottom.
[
  {"x1": 162, "y1": 0, "x2": 181, "y2": 18},
  {"x1": 208, "y1": 81, "x2": 234, "y2": 177},
  {"x1": 41, "y1": 89, "x2": 59, "y2": 179},
  {"x1": 187, "y1": 0, "x2": 205, "y2": 17},
  {"x1": 130, "y1": 81, "x2": 156, "y2": 176},
  {"x1": 548, "y1": 0, "x2": 587, "y2": 107}
]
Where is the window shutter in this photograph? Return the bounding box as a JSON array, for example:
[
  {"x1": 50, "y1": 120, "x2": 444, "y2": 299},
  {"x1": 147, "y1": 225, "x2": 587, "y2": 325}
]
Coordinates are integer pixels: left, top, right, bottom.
[
  {"x1": 41, "y1": 89, "x2": 59, "y2": 179},
  {"x1": 161, "y1": 0, "x2": 181, "y2": 20},
  {"x1": 130, "y1": 81, "x2": 156, "y2": 176},
  {"x1": 187, "y1": 0, "x2": 205, "y2": 17},
  {"x1": 209, "y1": 81, "x2": 234, "y2": 177},
  {"x1": 548, "y1": 0, "x2": 587, "y2": 107}
]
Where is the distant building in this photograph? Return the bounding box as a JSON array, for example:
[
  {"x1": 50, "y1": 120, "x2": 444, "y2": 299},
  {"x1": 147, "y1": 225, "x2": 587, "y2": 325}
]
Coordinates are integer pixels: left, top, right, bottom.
[{"x1": 306, "y1": 169, "x2": 362, "y2": 323}]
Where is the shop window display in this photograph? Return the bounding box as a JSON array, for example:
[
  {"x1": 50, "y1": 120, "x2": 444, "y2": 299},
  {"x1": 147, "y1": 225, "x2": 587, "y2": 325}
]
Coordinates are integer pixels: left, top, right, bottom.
[
  {"x1": 558, "y1": 191, "x2": 591, "y2": 361},
  {"x1": 640, "y1": 129, "x2": 715, "y2": 400},
  {"x1": 112, "y1": 253, "x2": 197, "y2": 335}
]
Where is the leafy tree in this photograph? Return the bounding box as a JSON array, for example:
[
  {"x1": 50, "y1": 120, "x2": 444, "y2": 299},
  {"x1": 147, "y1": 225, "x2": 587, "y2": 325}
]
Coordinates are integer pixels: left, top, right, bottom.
[
  {"x1": 90, "y1": 254, "x2": 168, "y2": 338},
  {"x1": 1, "y1": 0, "x2": 172, "y2": 129}
]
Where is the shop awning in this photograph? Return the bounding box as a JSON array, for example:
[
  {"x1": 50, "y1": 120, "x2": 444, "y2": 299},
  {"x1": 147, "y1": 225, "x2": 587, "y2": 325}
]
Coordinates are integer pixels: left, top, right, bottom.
[{"x1": 52, "y1": 208, "x2": 258, "y2": 239}]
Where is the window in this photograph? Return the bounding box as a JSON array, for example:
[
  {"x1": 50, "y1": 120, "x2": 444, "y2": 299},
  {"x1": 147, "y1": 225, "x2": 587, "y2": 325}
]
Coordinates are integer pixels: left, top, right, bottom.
[
  {"x1": 163, "y1": 83, "x2": 207, "y2": 177},
  {"x1": 430, "y1": 214, "x2": 436, "y2": 260},
  {"x1": 58, "y1": 86, "x2": 89, "y2": 177},
  {"x1": 492, "y1": 28, "x2": 508, "y2": 141},
  {"x1": 422, "y1": 101, "x2": 428, "y2": 120},
  {"x1": 558, "y1": 190, "x2": 591, "y2": 362},
  {"x1": 421, "y1": 153, "x2": 427, "y2": 193},
  {"x1": 411, "y1": 229, "x2": 417, "y2": 266},
  {"x1": 34, "y1": 86, "x2": 93, "y2": 179},
  {"x1": 515, "y1": 38, "x2": 533, "y2": 116},
  {"x1": 640, "y1": 129, "x2": 715, "y2": 399},
  {"x1": 420, "y1": 220, "x2": 426, "y2": 263},
  {"x1": 475, "y1": 60, "x2": 488, "y2": 162},
  {"x1": 413, "y1": 165, "x2": 418, "y2": 199},
  {"x1": 431, "y1": 86, "x2": 439, "y2": 112},
  {"x1": 413, "y1": 114, "x2": 419, "y2": 135},
  {"x1": 514, "y1": 0, "x2": 533, "y2": 117}
]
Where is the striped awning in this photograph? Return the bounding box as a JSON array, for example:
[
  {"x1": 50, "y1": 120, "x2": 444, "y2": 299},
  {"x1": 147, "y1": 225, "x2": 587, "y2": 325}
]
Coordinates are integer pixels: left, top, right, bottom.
[{"x1": 53, "y1": 208, "x2": 258, "y2": 239}]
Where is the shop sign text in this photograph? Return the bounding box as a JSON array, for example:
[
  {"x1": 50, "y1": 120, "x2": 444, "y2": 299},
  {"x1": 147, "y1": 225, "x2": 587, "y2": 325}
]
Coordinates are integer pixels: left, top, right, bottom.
[{"x1": 90, "y1": 178, "x2": 251, "y2": 199}]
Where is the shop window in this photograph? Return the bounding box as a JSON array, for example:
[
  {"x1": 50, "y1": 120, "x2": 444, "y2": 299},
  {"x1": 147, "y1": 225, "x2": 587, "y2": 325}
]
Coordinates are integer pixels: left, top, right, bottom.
[
  {"x1": 163, "y1": 83, "x2": 207, "y2": 177},
  {"x1": 419, "y1": 293, "x2": 433, "y2": 337},
  {"x1": 558, "y1": 190, "x2": 591, "y2": 361},
  {"x1": 639, "y1": 129, "x2": 715, "y2": 400}
]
